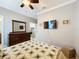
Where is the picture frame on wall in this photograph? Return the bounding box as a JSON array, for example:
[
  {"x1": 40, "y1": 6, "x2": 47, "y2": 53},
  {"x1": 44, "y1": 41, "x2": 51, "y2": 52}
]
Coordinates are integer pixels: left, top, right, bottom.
[
  {"x1": 44, "y1": 20, "x2": 57, "y2": 29},
  {"x1": 63, "y1": 20, "x2": 69, "y2": 24},
  {"x1": 12, "y1": 20, "x2": 26, "y2": 32}
]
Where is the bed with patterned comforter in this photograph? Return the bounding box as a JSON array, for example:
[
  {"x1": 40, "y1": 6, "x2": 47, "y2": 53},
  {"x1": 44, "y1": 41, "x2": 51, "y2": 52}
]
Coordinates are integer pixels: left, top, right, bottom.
[{"x1": 2, "y1": 40, "x2": 61, "y2": 59}]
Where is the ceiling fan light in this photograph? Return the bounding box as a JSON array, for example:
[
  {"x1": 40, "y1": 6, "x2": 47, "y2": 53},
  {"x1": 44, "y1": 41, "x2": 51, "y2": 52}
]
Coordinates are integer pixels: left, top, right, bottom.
[
  {"x1": 29, "y1": 0, "x2": 39, "y2": 3},
  {"x1": 20, "y1": 3, "x2": 25, "y2": 7},
  {"x1": 29, "y1": 4, "x2": 34, "y2": 9},
  {"x1": 22, "y1": 0, "x2": 30, "y2": 6}
]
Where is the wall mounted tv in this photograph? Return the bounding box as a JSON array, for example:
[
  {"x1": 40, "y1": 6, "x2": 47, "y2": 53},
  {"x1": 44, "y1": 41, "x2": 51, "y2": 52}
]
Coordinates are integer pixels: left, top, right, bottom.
[{"x1": 44, "y1": 20, "x2": 57, "y2": 29}]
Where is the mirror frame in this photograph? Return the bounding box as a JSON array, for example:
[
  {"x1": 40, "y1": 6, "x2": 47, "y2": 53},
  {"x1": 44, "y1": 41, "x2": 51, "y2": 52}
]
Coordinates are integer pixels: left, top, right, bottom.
[{"x1": 12, "y1": 20, "x2": 26, "y2": 32}]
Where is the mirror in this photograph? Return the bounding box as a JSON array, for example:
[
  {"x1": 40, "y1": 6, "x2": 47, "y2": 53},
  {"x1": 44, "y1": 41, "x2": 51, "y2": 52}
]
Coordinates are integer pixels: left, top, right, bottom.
[{"x1": 12, "y1": 20, "x2": 26, "y2": 32}]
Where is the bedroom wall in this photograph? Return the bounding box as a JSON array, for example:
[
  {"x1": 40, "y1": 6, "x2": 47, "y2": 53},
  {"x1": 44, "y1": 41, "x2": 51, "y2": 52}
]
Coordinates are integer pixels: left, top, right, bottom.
[
  {"x1": 36, "y1": 3, "x2": 75, "y2": 47},
  {"x1": 74, "y1": 0, "x2": 79, "y2": 57},
  {"x1": 0, "y1": 7, "x2": 37, "y2": 48},
  {"x1": 0, "y1": 15, "x2": 2, "y2": 33},
  {"x1": 0, "y1": 21, "x2": 2, "y2": 33}
]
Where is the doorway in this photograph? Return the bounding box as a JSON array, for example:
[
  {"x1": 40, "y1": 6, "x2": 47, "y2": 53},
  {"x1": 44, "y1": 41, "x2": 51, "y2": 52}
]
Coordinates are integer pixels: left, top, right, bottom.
[
  {"x1": 0, "y1": 15, "x2": 3, "y2": 48},
  {"x1": 29, "y1": 22, "x2": 37, "y2": 38}
]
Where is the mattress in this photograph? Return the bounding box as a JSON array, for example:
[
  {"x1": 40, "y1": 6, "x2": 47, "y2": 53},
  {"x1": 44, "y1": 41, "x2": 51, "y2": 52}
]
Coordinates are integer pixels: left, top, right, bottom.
[{"x1": 2, "y1": 40, "x2": 61, "y2": 59}]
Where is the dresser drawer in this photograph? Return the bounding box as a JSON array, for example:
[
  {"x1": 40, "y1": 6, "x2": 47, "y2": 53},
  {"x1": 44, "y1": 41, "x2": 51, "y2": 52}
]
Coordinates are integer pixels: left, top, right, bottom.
[{"x1": 9, "y1": 32, "x2": 31, "y2": 46}]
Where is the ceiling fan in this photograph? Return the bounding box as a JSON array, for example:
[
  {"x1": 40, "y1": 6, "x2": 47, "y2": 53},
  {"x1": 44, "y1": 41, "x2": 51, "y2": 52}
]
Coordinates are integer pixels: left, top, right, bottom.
[{"x1": 20, "y1": 0, "x2": 39, "y2": 9}]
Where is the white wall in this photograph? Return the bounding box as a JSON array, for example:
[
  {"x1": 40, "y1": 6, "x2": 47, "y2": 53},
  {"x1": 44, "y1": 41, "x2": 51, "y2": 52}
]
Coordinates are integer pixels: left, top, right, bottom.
[
  {"x1": 36, "y1": 3, "x2": 75, "y2": 47},
  {"x1": 0, "y1": 22, "x2": 2, "y2": 33},
  {"x1": 74, "y1": 0, "x2": 79, "y2": 56},
  {"x1": 0, "y1": 7, "x2": 37, "y2": 48},
  {"x1": 0, "y1": 16, "x2": 2, "y2": 33}
]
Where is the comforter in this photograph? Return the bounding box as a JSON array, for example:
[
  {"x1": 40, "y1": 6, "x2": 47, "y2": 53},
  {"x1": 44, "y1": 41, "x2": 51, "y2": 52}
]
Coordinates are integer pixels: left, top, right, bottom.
[{"x1": 2, "y1": 40, "x2": 61, "y2": 59}]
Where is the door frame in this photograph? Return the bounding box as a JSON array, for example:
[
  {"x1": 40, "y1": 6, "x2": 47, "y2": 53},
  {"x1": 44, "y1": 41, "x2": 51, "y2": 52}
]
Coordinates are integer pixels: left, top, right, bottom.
[{"x1": 0, "y1": 15, "x2": 4, "y2": 48}]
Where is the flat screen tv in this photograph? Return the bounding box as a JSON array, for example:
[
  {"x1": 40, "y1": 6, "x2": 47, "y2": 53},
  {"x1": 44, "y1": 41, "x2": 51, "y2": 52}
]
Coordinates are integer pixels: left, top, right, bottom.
[{"x1": 44, "y1": 20, "x2": 57, "y2": 29}]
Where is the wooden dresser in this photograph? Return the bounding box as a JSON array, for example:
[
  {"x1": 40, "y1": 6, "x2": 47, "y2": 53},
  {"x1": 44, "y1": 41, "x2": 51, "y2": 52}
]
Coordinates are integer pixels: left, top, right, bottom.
[{"x1": 9, "y1": 32, "x2": 32, "y2": 46}]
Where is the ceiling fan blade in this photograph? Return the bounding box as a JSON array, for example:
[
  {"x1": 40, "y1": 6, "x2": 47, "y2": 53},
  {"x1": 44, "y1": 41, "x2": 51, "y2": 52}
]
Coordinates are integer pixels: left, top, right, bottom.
[
  {"x1": 29, "y1": 0, "x2": 39, "y2": 3},
  {"x1": 29, "y1": 4, "x2": 34, "y2": 9},
  {"x1": 20, "y1": 3, "x2": 25, "y2": 7}
]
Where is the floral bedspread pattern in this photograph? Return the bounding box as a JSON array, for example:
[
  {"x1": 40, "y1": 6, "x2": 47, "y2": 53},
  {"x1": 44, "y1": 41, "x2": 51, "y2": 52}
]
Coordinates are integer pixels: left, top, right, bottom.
[{"x1": 2, "y1": 40, "x2": 60, "y2": 59}]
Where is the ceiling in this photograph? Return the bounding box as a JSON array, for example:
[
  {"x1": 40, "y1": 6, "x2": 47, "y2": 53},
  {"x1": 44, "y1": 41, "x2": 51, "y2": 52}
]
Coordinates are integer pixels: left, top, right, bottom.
[{"x1": 0, "y1": 0, "x2": 75, "y2": 18}]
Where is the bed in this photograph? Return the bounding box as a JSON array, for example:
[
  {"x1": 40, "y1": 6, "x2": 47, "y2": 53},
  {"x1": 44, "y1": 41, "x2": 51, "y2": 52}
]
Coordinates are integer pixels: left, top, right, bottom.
[{"x1": 2, "y1": 40, "x2": 62, "y2": 59}]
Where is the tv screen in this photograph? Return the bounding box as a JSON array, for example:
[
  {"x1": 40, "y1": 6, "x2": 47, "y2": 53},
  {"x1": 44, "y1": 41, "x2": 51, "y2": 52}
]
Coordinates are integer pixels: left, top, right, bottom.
[{"x1": 44, "y1": 20, "x2": 57, "y2": 29}]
